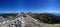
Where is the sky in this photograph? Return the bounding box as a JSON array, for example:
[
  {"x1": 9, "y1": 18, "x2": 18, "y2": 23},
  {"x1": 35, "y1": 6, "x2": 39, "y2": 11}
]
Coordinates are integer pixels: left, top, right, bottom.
[{"x1": 0, "y1": 0, "x2": 60, "y2": 13}]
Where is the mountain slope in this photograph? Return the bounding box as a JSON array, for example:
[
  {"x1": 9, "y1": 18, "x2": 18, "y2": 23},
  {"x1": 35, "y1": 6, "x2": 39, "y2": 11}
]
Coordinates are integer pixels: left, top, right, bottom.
[{"x1": 24, "y1": 15, "x2": 60, "y2": 27}]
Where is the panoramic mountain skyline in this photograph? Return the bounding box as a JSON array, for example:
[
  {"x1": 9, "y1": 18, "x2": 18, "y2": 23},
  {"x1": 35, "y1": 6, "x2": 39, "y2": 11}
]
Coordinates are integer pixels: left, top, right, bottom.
[{"x1": 0, "y1": 0, "x2": 60, "y2": 13}]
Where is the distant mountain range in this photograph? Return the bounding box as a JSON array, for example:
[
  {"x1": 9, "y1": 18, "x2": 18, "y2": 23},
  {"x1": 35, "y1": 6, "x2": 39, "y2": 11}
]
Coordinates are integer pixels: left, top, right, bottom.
[
  {"x1": 47, "y1": 13, "x2": 60, "y2": 19},
  {"x1": 53, "y1": 13, "x2": 60, "y2": 16},
  {"x1": 0, "y1": 13, "x2": 18, "y2": 18},
  {"x1": 44, "y1": 12, "x2": 60, "y2": 15}
]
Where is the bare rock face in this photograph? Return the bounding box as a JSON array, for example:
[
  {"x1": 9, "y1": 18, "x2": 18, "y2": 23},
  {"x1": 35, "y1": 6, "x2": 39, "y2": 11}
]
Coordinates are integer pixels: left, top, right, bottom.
[
  {"x1": 0, "y1": 16, "x2": 5, "y2": 22},
  {"x1": 24, "y1": 15, "x2": 41, "y2": 27}
]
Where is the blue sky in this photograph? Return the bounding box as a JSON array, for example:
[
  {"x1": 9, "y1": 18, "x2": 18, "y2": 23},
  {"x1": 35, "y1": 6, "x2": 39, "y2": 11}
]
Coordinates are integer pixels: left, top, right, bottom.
[{"x1": 0, "y1": 0, "x2": 60, "y2": 13}]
